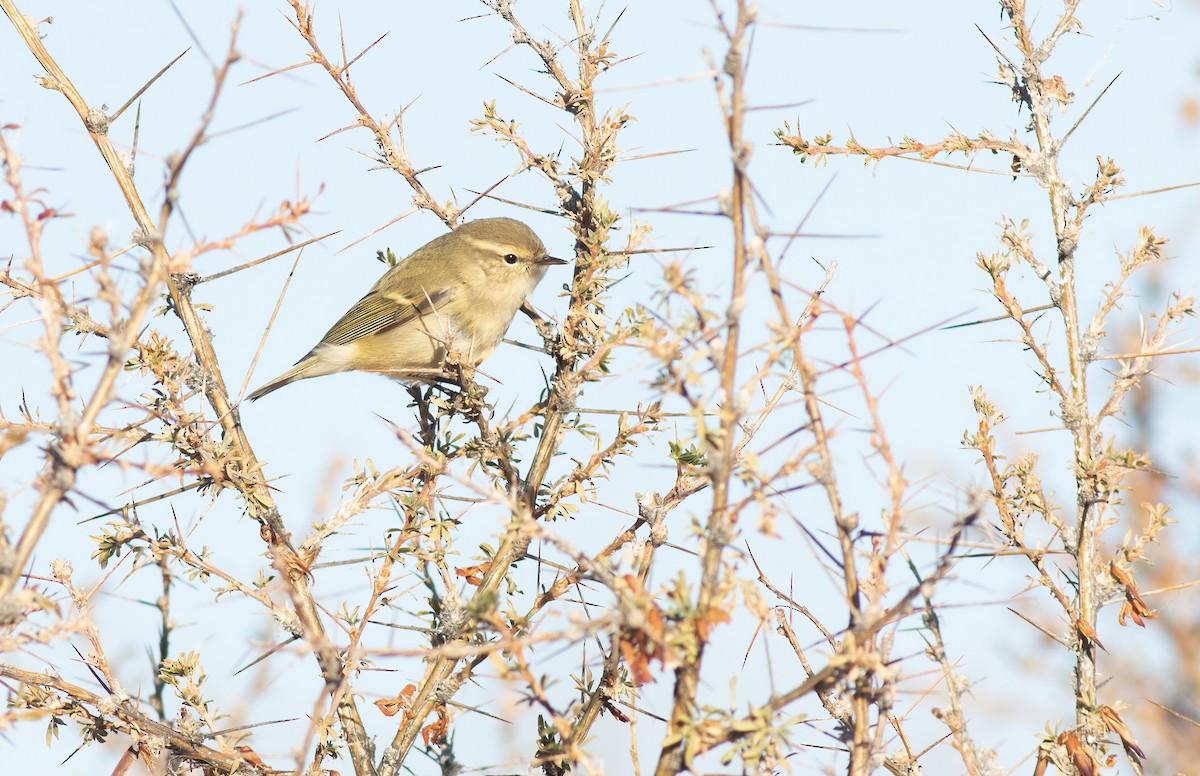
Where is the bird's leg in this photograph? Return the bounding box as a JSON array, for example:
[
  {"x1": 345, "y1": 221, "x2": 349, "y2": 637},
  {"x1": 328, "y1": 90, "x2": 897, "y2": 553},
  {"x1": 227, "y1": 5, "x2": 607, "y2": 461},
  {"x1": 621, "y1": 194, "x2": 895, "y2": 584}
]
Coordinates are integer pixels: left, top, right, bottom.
[
  {"x1": 406, "y1": 384, "x2": 438, "y2": 445},
  {"x1": 441, "y1": 359, "x2": 491, "y2": 421}
]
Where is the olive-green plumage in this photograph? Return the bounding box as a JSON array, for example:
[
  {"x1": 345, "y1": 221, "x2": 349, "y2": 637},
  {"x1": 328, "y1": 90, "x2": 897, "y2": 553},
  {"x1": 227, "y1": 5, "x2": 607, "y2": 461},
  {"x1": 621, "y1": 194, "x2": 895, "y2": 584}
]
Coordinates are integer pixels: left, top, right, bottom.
[{"x1": 247, "y1": 218, "x2": 564, "y2": 401}]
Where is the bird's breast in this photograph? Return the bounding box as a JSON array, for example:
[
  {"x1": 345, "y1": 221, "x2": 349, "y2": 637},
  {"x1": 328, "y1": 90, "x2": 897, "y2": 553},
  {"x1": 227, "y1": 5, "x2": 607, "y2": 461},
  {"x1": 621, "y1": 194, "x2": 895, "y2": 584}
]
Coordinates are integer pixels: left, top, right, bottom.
[{"x1": 447, "y1": 276, "x2": 536, "y2": 350}]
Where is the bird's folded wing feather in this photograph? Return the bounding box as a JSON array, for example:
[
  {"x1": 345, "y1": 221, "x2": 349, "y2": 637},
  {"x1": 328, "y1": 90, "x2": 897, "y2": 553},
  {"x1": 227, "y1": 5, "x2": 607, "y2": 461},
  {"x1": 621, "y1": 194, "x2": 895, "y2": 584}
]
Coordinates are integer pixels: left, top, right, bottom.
[{"x1": 316, "y1": 286, "x2": 455, "y2": 348}]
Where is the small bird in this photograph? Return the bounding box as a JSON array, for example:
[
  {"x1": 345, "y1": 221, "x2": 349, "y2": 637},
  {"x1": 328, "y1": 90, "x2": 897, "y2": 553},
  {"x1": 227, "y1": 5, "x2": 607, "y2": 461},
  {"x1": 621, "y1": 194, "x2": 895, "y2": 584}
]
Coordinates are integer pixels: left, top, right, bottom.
[{"x1": 247, "y1": 217, "x2": 566, "y2": 401}]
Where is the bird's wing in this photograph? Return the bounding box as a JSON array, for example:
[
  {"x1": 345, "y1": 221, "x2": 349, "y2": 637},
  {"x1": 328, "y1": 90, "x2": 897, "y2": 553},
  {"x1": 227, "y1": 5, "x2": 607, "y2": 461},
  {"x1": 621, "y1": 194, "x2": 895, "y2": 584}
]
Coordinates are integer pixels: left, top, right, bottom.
[{"x1": 315, "y1": 285, "x2": 455, "y2": 348}]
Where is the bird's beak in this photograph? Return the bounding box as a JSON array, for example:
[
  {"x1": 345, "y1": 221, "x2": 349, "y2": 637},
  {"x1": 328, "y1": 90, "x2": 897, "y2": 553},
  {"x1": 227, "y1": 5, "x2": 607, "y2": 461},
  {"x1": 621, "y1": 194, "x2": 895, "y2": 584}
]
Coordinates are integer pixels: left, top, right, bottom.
[{"x1": 536, "y1": 255, "x2": 570, "y2": 266}]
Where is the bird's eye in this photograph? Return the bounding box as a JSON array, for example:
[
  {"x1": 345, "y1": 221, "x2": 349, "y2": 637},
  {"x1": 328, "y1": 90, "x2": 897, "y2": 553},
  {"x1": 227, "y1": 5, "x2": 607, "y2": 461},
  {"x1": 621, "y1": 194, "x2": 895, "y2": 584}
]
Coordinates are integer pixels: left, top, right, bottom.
[{"x1": 503, "y1": 253, "x2": 519, "y2": 265}]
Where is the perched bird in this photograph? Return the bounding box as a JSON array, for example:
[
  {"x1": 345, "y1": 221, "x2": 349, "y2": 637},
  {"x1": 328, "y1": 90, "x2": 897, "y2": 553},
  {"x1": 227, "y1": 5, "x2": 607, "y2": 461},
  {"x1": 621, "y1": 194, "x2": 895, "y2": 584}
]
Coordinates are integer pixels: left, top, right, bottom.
[{"x1": 247, "y1": 217, "x2": 565, "y2": 401}]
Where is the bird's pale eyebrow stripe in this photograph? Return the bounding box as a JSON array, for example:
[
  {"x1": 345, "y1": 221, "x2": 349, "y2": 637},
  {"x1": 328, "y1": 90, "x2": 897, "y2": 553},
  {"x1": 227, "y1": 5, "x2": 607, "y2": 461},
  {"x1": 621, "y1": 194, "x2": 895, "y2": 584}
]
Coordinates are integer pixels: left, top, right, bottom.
[{"x1": 459, "y1": 235, "x2": 519, "y2": 254}]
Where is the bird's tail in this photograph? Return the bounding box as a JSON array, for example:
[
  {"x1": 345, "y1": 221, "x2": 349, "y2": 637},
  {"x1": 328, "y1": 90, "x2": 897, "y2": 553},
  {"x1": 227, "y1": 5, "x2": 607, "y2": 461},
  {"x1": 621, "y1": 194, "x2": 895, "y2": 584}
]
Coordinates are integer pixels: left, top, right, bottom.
[{"x1": 247, "y1": 358, "x2": 321, "y2": 401}]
